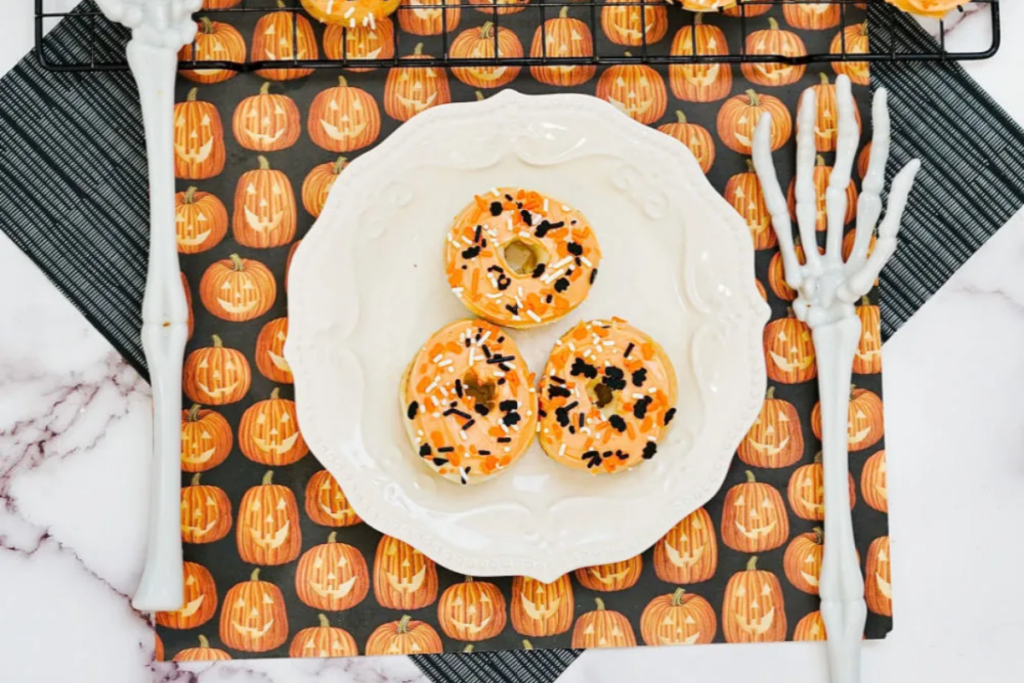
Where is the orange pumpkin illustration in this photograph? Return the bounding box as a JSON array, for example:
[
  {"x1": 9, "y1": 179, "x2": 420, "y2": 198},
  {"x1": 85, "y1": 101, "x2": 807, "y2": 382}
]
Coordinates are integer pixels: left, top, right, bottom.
[
  {"x1": 756, "y1": 278, "x2": 768, "y2": 301},
  {"x1": 575, "y1": 553, "x2": 643, "y2": 592},
  {"x1": 180, "y1": 473, "x2": 232, "y2": 544},
  {"x1": 858, "y1": 141, "x2": 872, "y2": 180},
  {"x1": 658, "y1": 110, "x2": 715, "y2": 174},
  {"x1": 738, "y1": 386, "x2": 804, "y2": 468},
  {"x1": 219, "y1": 567, "x2": 289, "y2": 652},
  {"x1": 530, "y1": 8, "x2": 597, "y2": 87},
  {"x1": 669, "y1": 15, "x2": 732, "y2": 103},
  {"x1": 199, "y1": 254, "x2": 277, "y2": 322},
  {"x1": 783, "y1": 528, "x2": 824, "y2": 594},
  {"x1": 232, "y1": 82, "x2": 301, "y2": 152},
  {"x1": 469, "y1": 0, "x2": 529, "y2": 15},
  {"x1": 843, "y1": 230, "x2": 879, "y2": 288},
  {"x1": 308, "y1": 76, "x2": 381, "y2": 152},
  {"x1": 800, "y1": 73, "x2": 863, "y2": 152},
  {"x1": 640, "y1": 588, "x2": 716, "y2": 645},
  {"x1": 854, "y1": 296, "x2": 882, "y2": 374},
  {"x1": 723, "y1": 160, "x2": 776, "y2": 250},
  {"x1": 783, "y1": 0, "x2": 840, "y2": 30},
  {"x1": 831, "y1": 22, "x2": 870, "y2": 86},
  {"x1": 155, "y1": 561, "x2": 217, "y2": 629},
  {"x1": 296, "y1": 532, "x2": 370, "y2": 611},
  {"x1": 861, "y1": 449, "x2": 888, "y2": 513},
  {"x1": 450, "y1": 23, "x2": 523, "y2": 89},
  {"x1": 252, "y1": 2, "x2": 318, "y2": 81},
  {"x1": 180, "y1": 404, "x2": 232, "y2": 472},
  {"x1": 373, "y1": 535, "x2": 438, "y2": 610},
  {"x1": 384, "y1": 44, "x2": 452, "y2": 122},
  {"x1": 571, "y1": 597, "x2": 636, "y2": 649},
  {"x1": 768, "y1": 242, "x2": 825, "y2": 301},
  {"x1": 238, "y1": 387, "x2": 308, "y2": 466},
  {"x1": 181, "y1": 272, "x2": 194, "y2": 341},
  {"x1": 255, "y1": 317, "x2": 293, "y2": 384},
  {"x1": 786, "y1": 156, "x2": 859, "y2": 232},
  {"x1": 171, "y1": 634, "x2": 232, "y2": 662},
  {"x1": 721, "y1": 470, "x2": 790, "y2": 552},
  {"x1": 793, "y1": 610, "x2": 827, "y2": 641},
  {"x1": 323, "y1": 20, "x2": 396, "y2": 72},
  {"x1": 741, "y1": 18, "x2": 807, "y2": 87},
  {"x1": 653, "y1": 507, "x2": 718, "y2": 584},
  {"x1": 183, "y1": 335, "x2": 252, "y2": 406},
  {"x1": 179, "y1": 18, "x2": 246, "y2": 85},
  {"x1": 237, "y1": 470, "x2": 302, "y2": 566},
  {"x1": 596, "y1": 61, "x2": 667, "y2": 125},
  {"x1": 788, "y1": 452, "x2": 856, "y2": 521},
  {"x1": 438, "y1": 576, "x2": 507, "y2": 641},
  {"x1": 601, "y1": 0, "x2": 668, "y2": 47},
  {"x1": 718, "y1": 90, "x2": 792, "y2": 155},
  {"x1": 865, "y1": 535, "x2": 892, "y2": 616},
  {"x1": 510, "y1": 574, "x2": 574, "y2": 637},
  {"x1": 398, "y1": 0, "x2": 460, "y2": 36},
  {"x1": 811, "y1": 386, "x2": 885, "y2": 451},
  {"x1": 764, "y1": 311, "x2": 817, "y2": 383},
  {"x1": 301, "y1": 157, "x2": 348, "y2": 219},
  {"x1": 289, "y1": 614, "x2": 358, "y2": 658},
  {"x1": 723, "y1": 0, "x2": 771, "y2": 17},
  {"x1": 203, "y1": 0, "x2": 242, "y2": 8},
  {"x1": 175, "y1": 187, "x2": 227, "y2": 254},
  {"x1": 722, "y1": 556, "x2": 787, "y2": 643},
  {"x1": 174, "y1": 88, "x2": 226, "y2": 180},
  {"x1": 366, "y1": 615, "x2": 443, "y2": 655},
  {"x1": 232, "y1": 156, "x2": 297, "y2": 249},
  {"x1": 306, "y1": 469, "x2": 363, "y2": 527}
]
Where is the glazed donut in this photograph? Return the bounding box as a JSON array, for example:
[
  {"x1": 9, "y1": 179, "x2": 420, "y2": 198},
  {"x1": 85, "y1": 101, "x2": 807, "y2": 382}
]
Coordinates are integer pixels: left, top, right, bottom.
[
  {"x1": 401, "y1": 319, "x2": 538, "y2": 485},
  {"x1": 537, "y1": 318, "x2": 678, "y2": 473},
  {"x1": 445, "y1": 187, "x2": 602, "y2": 329},
  {"x1": 301, "y1": 0, "x2": 400, "y2": 28}
]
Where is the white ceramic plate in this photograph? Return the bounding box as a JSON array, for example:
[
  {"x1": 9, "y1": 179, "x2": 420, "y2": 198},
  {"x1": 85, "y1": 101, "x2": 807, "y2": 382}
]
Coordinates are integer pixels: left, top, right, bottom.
[{"x1": 287, "y1": 90, "x2": 770, "y2": 582}]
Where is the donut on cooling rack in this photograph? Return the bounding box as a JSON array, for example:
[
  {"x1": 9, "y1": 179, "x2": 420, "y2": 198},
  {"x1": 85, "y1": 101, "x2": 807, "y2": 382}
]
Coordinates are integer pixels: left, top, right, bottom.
[
  {"x1": 537, "y1": 318, "x2": 678, "y2": 474},
  {"x1": 301, "y1": 0, "x2": 400, "y2": 28},
  {"x1": 884, "y1": 0, "x2": 972, "y2": 18},
  {"x1": 401, "y1": 319, "x2": 539, "y2": 485},
  {"x1": 445, "y1": 188, "x2": 602, "y2": 329}
]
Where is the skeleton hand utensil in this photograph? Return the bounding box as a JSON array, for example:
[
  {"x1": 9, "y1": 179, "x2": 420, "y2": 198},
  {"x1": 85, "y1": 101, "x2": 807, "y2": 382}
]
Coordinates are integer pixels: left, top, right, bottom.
[{"x1": 752, "y1": 75, "x2": 920, "y2": 683}]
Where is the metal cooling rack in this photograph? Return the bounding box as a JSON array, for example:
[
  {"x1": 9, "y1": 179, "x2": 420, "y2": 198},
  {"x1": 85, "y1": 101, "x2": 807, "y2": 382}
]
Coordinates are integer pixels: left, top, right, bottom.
[{"x1": 35, "y1": 0, "x2": 1000, "y2": 72}]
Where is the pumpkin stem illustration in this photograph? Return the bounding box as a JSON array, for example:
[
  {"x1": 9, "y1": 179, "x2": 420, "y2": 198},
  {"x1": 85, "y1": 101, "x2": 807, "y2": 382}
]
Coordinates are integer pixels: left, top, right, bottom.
[
  {"x1": 183, "y1": 186, "x2": 198, "y2": 204},
  {"x1": 413, "y1": 43, "x2": 425, "y2": 56},
  {"x1": 814, "y1": 451, "x2": 823, "y2": 464},
  {"x1": 328, "y1": 531, "x2": 338, "y2": 543},
  {"x1": 191, "y1": 472, "x2": 202, "y2": 487},
  {"x1": 849, "y1": 383, "x2": 857, "y2": 398},
  {"x1": 318, "y1": 613, "x2": 331, "y2": 628},
  {"x1": 670, "y1": 587, "x2": 686, "y2": 606},
  {"x1": 860, "y1": 295, "x2": 871, "y2": 306},
  {"x1": 229, "y1": 253, "x2": 246, "y2": 271},
  {"x1": 187, "y1": 87, "x2": 198, "y2": 102},
  {"x1": 397, "y1": 615, "x2": 412, "y2": 633},
  {"x1": 859, "y1": 20, "x2": 869, "y2": 37},
  {"x1": 559, "y1": 6, "x2": 570, "y2": 19},
  {"x1": 747, "y1": 555, "x2": 759, "y2": 572},
  {"x1": 475, "y1": 91, "x2": 485, "y2": 101},
  {"x1": 464, "y1": 576, "x2": 474, "y2": 583},
  {"x1": 257, "y1": 155, "x2": 271, "y2": 171},
  {"x1": 820, "y1": 72, "x2": 830, "y2": 85},
  {"x1": 480, "y1": 21, "x2": 494, "y2": 39},
  {"x1": 624, "y1": 51, "x2": 633, "y2": 58},
  {"x1": 786, "y1": 306, "x2": 795, "y2": 318},
  {"x1": 594, "y1": 597, "x2": 606, "y2": 611},
  {"x1": 463, "y1": 644, "x2": 475, "y2": 653},
  {"x1": 746, "y1": 89, "x2": 761, "y2": 107},
  {"x1": 337, "y1": 75, "x2": 349, "y2": 88},
  {"x1": 199, "y1": 16, "x2": 215, "y2": 34},
  {"x1": 262, "y1": 470, "x2": 275, "y2": 486},
  {"x1": 197, "y1": 634, "x2": 211, "y2": 648},
  {"x1": 522, "y1": 639, "x2": 534, "y2": 650},
  {"x1": 270, "y1": 387, "x2": 281, "y2": 400},
  {"x1": 187, "y1": 403, "x2": 202, "y2": 421},
  {"x1": 744, "y1": 470, "x2": 757, "y2": 484},
  {"x1": 694, "y1": 13, "x2": 703, "y2": 26},
  {"x1": 332, "y1": 156, "x2": 348, "y2": 174},
  {"x1": 816, "y1": 154, "x2": 826, "y2": 167},
  {"x1": 675, "y1": 110, "x2": 687, "y2": 124},
  {"x1": 211, "y1": 334, "x2": 224, "y2": 348},
  {"x1": 250, "y1": 567, "x2": 262, "y2": 581},
  {"x1": 768, "y1": 17, "x2": 780, "y2": 30},
  {"x1": 813, "y1": 527, "x2": 824, "y2": 545},
  {"x1": 260, "y1": 81, "x2": 272, "y2": 96},
  {"x1": 277, "y1": 0, "x2": 287, "y2": 7},
  {"x1": 745, "y1": 158, "x2": 756, "y2": 173},
  {"x1": 766, "y1": 386, "x2": 776, "y2": 400}
]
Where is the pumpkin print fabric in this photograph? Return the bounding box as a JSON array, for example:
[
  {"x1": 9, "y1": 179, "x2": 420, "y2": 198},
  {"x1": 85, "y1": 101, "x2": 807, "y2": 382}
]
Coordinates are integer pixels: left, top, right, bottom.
[{"x1": 162, "y1": 2, "x2": 889, "y2": 660}]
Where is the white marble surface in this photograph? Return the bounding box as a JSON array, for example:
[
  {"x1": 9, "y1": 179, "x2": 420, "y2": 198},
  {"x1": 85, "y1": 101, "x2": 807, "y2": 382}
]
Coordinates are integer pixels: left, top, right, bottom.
[{"x1": 1, "y1": 2, "x2": 1022, "y2": 682}]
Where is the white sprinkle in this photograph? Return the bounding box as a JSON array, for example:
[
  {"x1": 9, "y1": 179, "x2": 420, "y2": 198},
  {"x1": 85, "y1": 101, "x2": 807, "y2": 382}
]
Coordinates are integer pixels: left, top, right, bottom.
[
  {"x1": 432, "y1": 412, "x2": 441, "y2": 418},
  {"x1": 525, "y1": 410, "x2": 534, "y2": 417},
  {"x1": 568, "y1": 343, "x2": 576, "y2": 351},
  {"x1": 561, "y1": 204, "x2": 571, "y2": 211},
  {"x1": 582, "y1": 349, "x2": 592, "y2": 358},
  {"x1": 649, "y1": 387, "x2": 658, "y2": 393},
  {"x1": 543, "y1": 199, "x2": 549, "y2": 212},
  {"x1": 367, "y1": 12, "x2": 376, "y2": 29},
  {"x1": 519, "y1": 231, "x2": 531, "y2": 239},
  {"x1": 582, "y1": 427, "x2": 592, "y2": 435},
  {"x1": 501, "y1": 423, "x2": 510, "y2": 433},
  {"x1": 581, "y1": 256, "x2": 593, "y2": 267},
  {"x1": 541, "y1": 268, "x2": 565, "y2": 284},
  {"x1": 536, "y1": 423, "x2": 542, "y2": 433},
  {"x1": 460, "y1": 430, "x2": 468, "y2": 441},
  {"x1": 486, "y1": 292, "x2": 503, "y2": 299},
  {"x1": 559, "y1": 443, "x2": 566, "y2": 457},
  {"x1": 433, "y1": 354, "x2": 444, "y2": 363},
  {"x1": 555, "y1": 339, "x2": 563, "y2": 346},
  {"x1": 480, "y1": 330, "x2": 492, "y2": 345},
  {"x1": 515, "y1": 296, "x2": 524, "y2": 309},
  {"x1": 504, "y1": 446, "x2": 512, "y2": 453},
  {"x1": 553, "y1": 256, "x2": 573, "y2": 269},
  {"x1": 446, "y1": 366, "x2": 455, "y2": 373},
  {"x1": 468, "y1": 349, "x2": 476, "y2": 365},
  {"x1": 648, "y1": 435, "x2": 657, "y2": 441},
  {"x1": 517, "y1": 286, "x2": 524, "y2": 298},
  {"x1": 507, "y1": 217, "x2": 514, "y2": 232},
  {"x1": 430, "y1": 396, "x2": 441, "y2": 407},
  {"x1": 633, "y1": 393, "x2": 646, "y2": 400},
  {"x1": 602, "y1": 340, "x2": 615, "y2": 347},
  {"x1": 490, "y1": 188, "x2": 500, "y2": 196},
  {"x1": 417, "y1": 429, "x2": 424, "y2": 436},
  {"x1": 462, "y1": 236, "x2": 474, "y2": 246},
  {"x1": 512, "y1": 315, "x2": 522, "y2": 321},
  {"x1": 493, "y1": 371, "x2": 505, "y2": 378},
  {"x1": 414, "y1": 436, "x2": 421, "y2": 444},
  {"x1": 526, "y1": 310, "x2": 542, "y2": 323},
  {"x1": 440, "y1": 386, "x2": 450, "y2": 396},
  {"x1": 344, "y1": 6, "x2": 355, "y2": 17},
  {"x1": 438, "y1": 359, "x2": 453, "y2": 368},
  {"x1": 348, "y1": 18, "x2": 355, "y2": 27}
]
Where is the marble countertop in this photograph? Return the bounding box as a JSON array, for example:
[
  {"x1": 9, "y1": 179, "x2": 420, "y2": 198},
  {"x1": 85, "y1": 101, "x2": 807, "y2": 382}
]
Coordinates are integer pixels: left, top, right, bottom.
[{"x1": 2, "y1": 3, "x2": 1023, "y2": 682}]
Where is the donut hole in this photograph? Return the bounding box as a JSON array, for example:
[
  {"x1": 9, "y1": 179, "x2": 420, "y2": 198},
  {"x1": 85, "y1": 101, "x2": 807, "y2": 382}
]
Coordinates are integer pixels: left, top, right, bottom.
[
  {"x1": 502, "y1": 239, "x2": 548, "y2": 277},
  {"x1": 587, "y1": 379, "x2": 620, "y2": 421},
  {"x1": 463, "y1": 371, "x2": 496, "y2": 414}
]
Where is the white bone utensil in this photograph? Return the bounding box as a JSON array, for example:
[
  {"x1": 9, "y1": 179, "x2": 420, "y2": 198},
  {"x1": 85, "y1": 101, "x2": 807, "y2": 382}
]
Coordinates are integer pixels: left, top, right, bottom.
[
  {"x1": 753, "y1": 76, "x2": 920, "y2": 683},
  {"x1": 94, "y1": 0, "x2": 203, "y2": 612}
]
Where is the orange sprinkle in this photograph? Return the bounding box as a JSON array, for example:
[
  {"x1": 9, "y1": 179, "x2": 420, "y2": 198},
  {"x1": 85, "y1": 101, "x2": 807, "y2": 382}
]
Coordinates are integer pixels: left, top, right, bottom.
[
  {"x1": 430, "y1": 431, "x2": 444, "y2": 447},
  {"x1": 572, "y1": 324, "x2": 589, "y2": 340},
  {"x1": 641, "y1": 343, "x2": 655, "y2": 360},
  {"x1": 416, "y1": 376, "x2": 431, "y2": 393}
]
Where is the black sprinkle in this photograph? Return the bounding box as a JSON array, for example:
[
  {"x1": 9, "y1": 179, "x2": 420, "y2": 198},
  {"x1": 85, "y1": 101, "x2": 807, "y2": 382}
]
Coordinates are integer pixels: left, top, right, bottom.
[
  {"x1": 497, "y1": 437, "x2": 512, "y2": 443},
  {"x1": 555, "y1": 401, "x2": 578, "y2": 427},
  {"x1": 497, "y1": 378, "x2": 506, "y2": 386},
  {"x1": 502, "y1": 412, "x2": 522, "y2": 427},
  {"x1": 487, "y1": 265, "x2": 504, "y2": 274},
  {"x1": 548, "y1": 384, "x2": 572, "y2": 399},
  {"x1": 567, "y1": 242, "x2": 583, "y2": 256},
  {"x1": 520, "y1": 210, "x2": 533, "y2": 225},
  {"x1": 631, "y1": 368, "x2": 648, "y2": 387},
  {"x1": 499, "y1": 400, "x2": 518, "y2": 411},
  {"x1": 438, "y1": 447, "x2": 455, "y2": 453},
  {"x1": 482, "y1": 345, "x2": 492, "y2": 358},
  {"x1": 608, "y1": 415, "x2": 627, "y2": 432},
  {"x1": 603, "y1": 367, "x2": 626, "y2": 391},
  {"x1": 419, "y1": 444, "x2": 431, "y2": 456},
  {"x1": 570, "y1": 358, "x2": 598, "y2": 379},
  {"x1": 455, "y1": 379, "x2": 464, "y2": 397},
  {"x1": 443, "y1": 407, "x2": 472, "y2": 420},
  {"x1": 505, "y1": 194, "x2": 514, "y2": 201},
  {"x1": 664, "y1": 408, "x2": 677, "y2": 425},
  {"x1": 473, "y1": 404, "x2": 491, "y2": 416},
  {"x1": 481, "y1": 239, "x2": 487, "y2": 248},
  {"x1": 488, "y1": 355, "x2": 516, "y2": 365},
  {"x1": 432, "y1": 457, "x2": 448, "y2": 467},
  {"x1": 474, "y1": 225, "x2": 482, "y2": 243},
  {"x1": 505, "y1": 304, "x2": 520, "y2": 316},
  {"x1": 545, "y1": 294, "x2": 553, "y2": 304},
  {"x1": 589, "y1": 268, "x2": 598, "y2": 284},
  {"x1": 407, "y1": 401, "x2": 419, "y2": 419},
  {"x1": 462, "y1": 419, "x2": 476, "y2": 430},
  {"x1": 537, "y1": 409, "x2": 547, "y2": 418},
  {"x1": 602, "y1": 450, "x2": 614, "y2": 459},
  {"x1": 531, "y1": 263, "x2": 546, "y2": 278},
  {"x1": 490, "y1": 201, "x2": 503, "y2": 216},
  {"x1": 461, "y1": 245, "x2": 480, "y2": 259},
  {"x1": 633, "y1": 396, "x2": 652, "y2": 420},
  {"x1": 624, "y1": 342, "x2": 635, "y2": 358},
  {"x1": 642, "y1": 442, "x2": 658, "y2": 460},
  {"x1": 554, "y1": 278, "x2": 571, "y2": 293},
  {"x1": 498, "y1": 363, "x2": 511, "y2": 372},
  {"x1": 575, "y1": 257, "x2": 582, "y2": 267},
  {"x1": 497, "y1": 336, "x2": 505, "y2": 343},
  {"x1": 463, "y1": 338, "x2": 471, "y2": 347},
  {"x1": 583, "y1": 450, "x2": 602, "y2": 468},
  {"x1": 550, "y1": 375, "x2": 566, "y2": 384},
  {"x1": 568, "y1": 425, "x2": 576, "y2": 435},
  {"x1": 616, "y1": 450, "x2": 629, "y2": 460},
  {"x1": 578, "y1": 412, "x2": 585, "y2": 429},
  {"x1": 534, "y1": 220, "x2": 565, "y2": 239},
  {"x1": 479, "y1": 450, "x2": 491, "y2": 456}
]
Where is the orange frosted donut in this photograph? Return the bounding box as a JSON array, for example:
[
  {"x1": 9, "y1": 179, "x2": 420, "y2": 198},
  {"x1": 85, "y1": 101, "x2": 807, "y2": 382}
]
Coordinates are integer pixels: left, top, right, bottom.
[
  {"x1": 401, "y1": 319, "x2": 538, "y2": 485},
  {"x1": 445, "y1": 187, "x2": 602, "y2": 329},
  {"x1": 301, "y1": 0, "x2": 401, "y2": 28},
  {"x1": 537, "y1": 319, "x2": 678, "y2": 473}
]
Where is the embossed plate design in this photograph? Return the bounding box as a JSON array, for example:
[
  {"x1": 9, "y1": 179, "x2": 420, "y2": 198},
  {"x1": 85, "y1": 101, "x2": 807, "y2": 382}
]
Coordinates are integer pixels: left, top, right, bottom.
[{"x1": 286, "y1": 91, "x2": 770, "y2": 582}]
